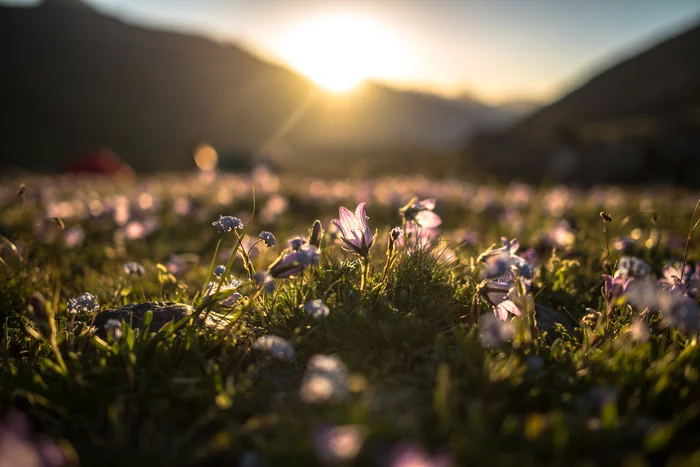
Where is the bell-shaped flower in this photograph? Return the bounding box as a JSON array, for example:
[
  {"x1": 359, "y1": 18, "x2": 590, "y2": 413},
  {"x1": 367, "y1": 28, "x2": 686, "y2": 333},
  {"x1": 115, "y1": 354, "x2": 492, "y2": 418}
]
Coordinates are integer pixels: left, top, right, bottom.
[{"x1": 331, "y1": 202, "x2": 375, "y2": 258}]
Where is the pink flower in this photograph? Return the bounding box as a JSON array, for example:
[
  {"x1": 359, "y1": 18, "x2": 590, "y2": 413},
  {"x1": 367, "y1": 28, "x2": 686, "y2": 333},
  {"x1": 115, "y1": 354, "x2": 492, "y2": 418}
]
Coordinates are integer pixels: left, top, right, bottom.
[
  {"x1": 400, "y1": 198, "x2": 442, "y2": 229},
  {"x1": 331, "y1": 202, "x2": 375, "y2": 258},
  {"x1": 389, "y1": 442, "x2": 452, "y2": 467}
]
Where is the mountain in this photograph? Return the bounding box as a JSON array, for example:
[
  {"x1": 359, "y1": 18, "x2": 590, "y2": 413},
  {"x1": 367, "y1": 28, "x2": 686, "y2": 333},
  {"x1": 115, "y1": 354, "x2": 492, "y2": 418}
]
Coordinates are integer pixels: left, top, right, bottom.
[
  {"x1": 0, "y1": 0, "x2": 512, "y2": 174},
  {"x1": 465, "y1": 21, "x2": 700, "y2": 185}
]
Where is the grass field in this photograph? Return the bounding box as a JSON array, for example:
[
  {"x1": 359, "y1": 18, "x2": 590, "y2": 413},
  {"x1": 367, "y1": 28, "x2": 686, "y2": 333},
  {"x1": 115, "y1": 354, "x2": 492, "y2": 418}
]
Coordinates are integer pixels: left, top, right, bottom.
[{"x1": 2, "y1": 170, "x2": 700, "y2": 467}]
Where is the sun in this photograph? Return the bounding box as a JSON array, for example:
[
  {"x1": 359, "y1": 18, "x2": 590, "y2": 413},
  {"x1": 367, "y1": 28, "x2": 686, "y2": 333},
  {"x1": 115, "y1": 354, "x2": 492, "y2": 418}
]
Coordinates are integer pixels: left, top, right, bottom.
[{"x1": 278, "y1": 12, "x2": 402, "y2": 93}]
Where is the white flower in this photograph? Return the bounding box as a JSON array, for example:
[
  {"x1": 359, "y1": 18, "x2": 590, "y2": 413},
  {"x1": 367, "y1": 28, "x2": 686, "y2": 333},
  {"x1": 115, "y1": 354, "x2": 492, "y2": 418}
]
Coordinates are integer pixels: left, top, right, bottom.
[
  {"x1": 305, "y1": 299, "x2": 330, "y2": 319},
  {"x1": 300, "y1": 354, "x2": 348, "y2": 404},
  {"x1": 253, "y1": 335, "x2": 295, "y2": 362}
]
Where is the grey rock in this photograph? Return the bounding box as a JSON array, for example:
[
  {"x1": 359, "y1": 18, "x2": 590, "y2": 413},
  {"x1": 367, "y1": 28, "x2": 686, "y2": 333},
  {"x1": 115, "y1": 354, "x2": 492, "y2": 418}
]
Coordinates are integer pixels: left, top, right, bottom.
[
  {"x1": 535, "y1": 303, "x2": 577, "y2": 333},
  {"x1": 93, "y1": 302, "x2": 193, "y2": 335}
]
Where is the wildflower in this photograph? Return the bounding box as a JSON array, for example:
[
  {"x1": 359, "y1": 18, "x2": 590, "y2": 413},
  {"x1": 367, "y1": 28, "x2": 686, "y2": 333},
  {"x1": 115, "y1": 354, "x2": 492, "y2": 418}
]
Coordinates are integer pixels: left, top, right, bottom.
[
  {"x1": 66, "y1": 292, "x2": 100, "y2": 314},
  {"x1": 305, "y1": 299, "x2": 330, "y2": 319},
  {"x1": 399, "y1": 197, "x2": 442, "y2": 229},
  {"x1": 0, "y1": 410, "x2": 67, "y2": 467},
  {"x1": 602, "y1": 273, "x2": 631, "y2": 302},
  {"x1": 629, "y1": 319, "x2": 650, "y2": 343},
  {"x1": 300, "y1": 354, "x2": 348, "y2": 404},
  {"x1": 478, "y1": 313, "x2": 514, "y2": 347},
  {"x1": 253, "y1": 335, "x2": 295, "y2": 361},
  {"x1": 268, "y1": 244, "x2": 320, "y2": 278},
  {"x1": 545, "y1": 220, "x2": 576, "y2": 249},
  {"x1": 203, "y1": 278, "x2": 241, "y2": 307},
  {"x1": 253, "y1": 271, "x2": 276, "y2": 294},
  {"x1": 389, "y1": 442, "x2": 452, "y2": 467},
  {"x1": 615, "y1": 256, "x2": 650, "y2": 280},
  {"x1": 478, "y1": 237, "x2": 521, "y2": 263},
  {"x1": 309, "y1": 220, "x2": 324, "y2": 248},
  {"x1": 331, "y1": 202, "x2": 375, "y2": 258},
  {"x1": 63, "y1": 225, "x2": 85, "y2": 248},
  {"x1": 658, "y1": 262, "x2": 699, "y2": 297},
  {"x1": 104, "y1": 319, "x2": 123, "y2": 340},
  {"x1": 258, "y1": 231, "x2": 276, "y2": 247},
  {"x1": 212, "y1": 215, "x2": 243, "y2": 233},
  {"x1": 390, "y1": 227, "x2": 404, "y2": 241},
  {"x1": 123, "y1": 261, "x2": 146, "y2": 277},
  {"x1": 288, "y1": 237, "x2": 308, "y2": 251},
  {"x1": 213, "y1": 264, "x2": 226, "y2": 278},
  {"x1": 657, "y1": 290, "x2": 700, "y2": 334},
  {"x1": 313, "y1": 425, "x2": 365, "y2": 466}
]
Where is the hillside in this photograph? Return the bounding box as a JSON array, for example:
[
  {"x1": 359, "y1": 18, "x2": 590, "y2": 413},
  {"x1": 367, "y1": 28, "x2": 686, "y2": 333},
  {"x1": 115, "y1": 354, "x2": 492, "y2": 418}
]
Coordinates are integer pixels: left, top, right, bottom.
[
  {"x1": 0, "y1": 0, "x2": 512, "y2": 174},
  {"x1": 465, "y1": 21, "x2": 700, "y2": 185}
]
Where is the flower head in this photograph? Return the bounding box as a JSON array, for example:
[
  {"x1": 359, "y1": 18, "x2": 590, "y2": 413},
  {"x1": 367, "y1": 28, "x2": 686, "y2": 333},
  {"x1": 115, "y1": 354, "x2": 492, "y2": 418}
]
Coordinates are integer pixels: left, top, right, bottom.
[
  {"x1": 104, "y1": 319, "x2": 123, "y2": 340},
  {"x1": 268, "y1": 244, "x2": 320, "y2": 278},
  {"x1": 253, "y1": 335, "x2": 295, "y2": 361},
  {"x1": 602, "y1": 273, "x2": 631, "y2": 302},
  {"x1": 300, "y1": 354, "x2": 348, "y2": 404},
  {"x1": 212, "y1": 215, "x2": 243, "y2": 233},
  {"x1": 479, "y1": 313, "x2": 515, "y2": 347},
  {"x1": 123, "y1": 261, "x2": 145, "y2": 277},
  {"x1": 258, "y1": 231, "x2": 276, "y2": 247},
  {"x1": 658, "y1": 262, "x2": 699, "y2": 297},
  {"x1": 331, "y1": 202, "x2": 375, "y2": 258},
  {"x1": 253, "y1": 271, "x2": 276, "y2": 294},
  {"x1": 399, "y1": 197, "x2": 442, "y2": 229},
  {"x1": 389, "y1": 442, "x2": 452, "y2": 467},
  {"x1": 0, "y1": 410, "x2": 67, "y2": 467},
  {"x1": 305, "y1": 299, "x2": 330, "y2": 319},
  {"x1": 67, "y1": 292, "x2": 100, "y2": 314},
  {"x1": 213, "y1": 264, "x2": 226, "y2": 278},
  {"x1": 313, "y1": 425, "x2": 365, "y2": 466},
  {"x1": 391, "y1": 227, "x2": 404, "y2": 241},
  {"x1": 288, "y1": 237, "x2": 308, "y2": 251},
  {"x1": 615, "y1": 256, "x2": 650, "y2": 280}
]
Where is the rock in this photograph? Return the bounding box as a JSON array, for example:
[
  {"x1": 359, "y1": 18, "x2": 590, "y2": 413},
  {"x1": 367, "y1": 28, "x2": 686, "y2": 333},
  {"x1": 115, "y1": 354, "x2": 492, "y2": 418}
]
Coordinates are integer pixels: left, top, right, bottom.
[{"x1": 93, "y1": 302, "x2": 193, "y2": 335}]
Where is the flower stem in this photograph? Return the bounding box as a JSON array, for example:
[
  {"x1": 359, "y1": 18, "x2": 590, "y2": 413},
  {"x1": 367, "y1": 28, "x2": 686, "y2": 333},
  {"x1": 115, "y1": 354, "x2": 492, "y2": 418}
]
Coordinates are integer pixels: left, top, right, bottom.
[{"x1": 360, "y1": 257, "x2": 370, "y2": 292}]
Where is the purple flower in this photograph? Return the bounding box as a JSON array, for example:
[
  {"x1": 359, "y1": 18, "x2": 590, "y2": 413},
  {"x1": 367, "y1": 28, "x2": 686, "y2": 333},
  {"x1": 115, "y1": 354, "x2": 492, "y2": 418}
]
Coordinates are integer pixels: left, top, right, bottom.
[
  {"x1": 312, "y1": 425, "x2": 365, "y2": 466},
  {"x1": 258, "y1": 231, "x2": 276, "y2": 247},
  {"x1": 388, "y1": 442, "x2": 452, "y2": 467},
  {"x1": 300, "y1": 354, "x2": 348, "y2": 404},
  {"x1": 602, "y1": 274, "x2": 631, "y2": 302},
  {"x1": 0, "y1": 410, "x2": 67, "y2": 467},
  {"x1": 253, "y1": 335, "x2": 295, "y2": 361},
  {"x1": 615, "y1": 256, "x2": 650, "y2": 280},
  {"x1": 305, "y1": 299, "x2": 330, "y2": 318},
  {"x1": 400, "y1": 197, "x2": 442, "y2": 229},
  {"x1": 66, "y1": 292, "x2": 99, "y2": 314},
  {"x1": 479, "y1": 313, "x2": 515, "y2": 346},
  {"x1": 477, "y1": 237, "x2": 520, "y2": 263},
  {"x1": 658, "y1": 262, "x2": 699, "y2": 297},
  {"x1": 212, "y1": 215, "x2": 243, "y2": 233},
  {"x1": 104, "y1": 319, "x2": 123, "y2": 340},
  {"x1": 268, "y1": 244, "x2": 320, "y2": 278},
  {"x1": 123, "y1": 261, "x2": 145, "y2": 277},
  {"x1": 213, "y1": 264, "x2": 226, "y2": 278},
  {"x1": 331, "y1": 202, "x2": 375, "y2": 258},
  {"x1": 287, "y1": 237, "x2": 308, "y2": 251},
  {"x1": 253, "y1": 271, "x2": 276, "y2": 294}
]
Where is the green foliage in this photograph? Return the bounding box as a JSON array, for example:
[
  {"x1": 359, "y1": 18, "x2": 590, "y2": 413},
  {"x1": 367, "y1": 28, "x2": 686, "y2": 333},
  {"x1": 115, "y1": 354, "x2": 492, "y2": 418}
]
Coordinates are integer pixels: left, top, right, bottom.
[{"x1": 1, "y1": 176, "x2": 700, "y2": 466}]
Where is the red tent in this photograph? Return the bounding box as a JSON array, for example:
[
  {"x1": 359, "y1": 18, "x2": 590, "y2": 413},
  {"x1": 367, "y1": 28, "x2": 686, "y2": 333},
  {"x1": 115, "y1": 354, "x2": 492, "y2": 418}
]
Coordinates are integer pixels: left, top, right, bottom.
[{"x1": 63, "y1": 147, "x2": 133, "y2": 177}]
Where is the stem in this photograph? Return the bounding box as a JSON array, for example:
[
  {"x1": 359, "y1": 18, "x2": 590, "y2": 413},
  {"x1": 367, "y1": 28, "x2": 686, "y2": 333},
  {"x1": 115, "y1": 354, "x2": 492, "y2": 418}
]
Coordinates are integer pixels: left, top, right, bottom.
[
  {"x1": 602, "y1": 218, "x2": 613, "y2": 275},
  {"x1": 235, "y1": 231, "x2": 255, "y2": 280},
  {"x1": 360, "y1": 256, "x2": 370, "y2": 292},
  {"x1": 680, "y1": 198, "x2": 700, "y2": 289}
]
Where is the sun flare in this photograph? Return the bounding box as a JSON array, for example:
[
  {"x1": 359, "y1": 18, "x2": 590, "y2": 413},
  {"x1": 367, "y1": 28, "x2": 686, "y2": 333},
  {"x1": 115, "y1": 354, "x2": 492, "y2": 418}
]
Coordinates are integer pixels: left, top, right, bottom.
[{"x1": 278, "y1": 12, "x2": 403, "y2": 93}]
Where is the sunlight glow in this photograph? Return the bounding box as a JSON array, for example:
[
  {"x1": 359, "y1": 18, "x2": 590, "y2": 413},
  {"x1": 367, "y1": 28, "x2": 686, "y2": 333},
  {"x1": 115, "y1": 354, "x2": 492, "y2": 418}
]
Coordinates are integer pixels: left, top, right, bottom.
[{"x1": 278, "y1": 12, "x2": 404, "y2": 93}]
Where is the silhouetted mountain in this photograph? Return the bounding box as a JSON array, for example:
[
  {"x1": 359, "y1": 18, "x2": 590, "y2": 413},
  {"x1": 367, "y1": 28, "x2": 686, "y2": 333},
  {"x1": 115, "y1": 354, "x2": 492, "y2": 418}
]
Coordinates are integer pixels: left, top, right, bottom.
[
  {"x1": 465, "y1": 21, "x2": 700, "y2": 185},
  {"x1": 0, "y1": 0, "x2": 512, "y2": 173}
]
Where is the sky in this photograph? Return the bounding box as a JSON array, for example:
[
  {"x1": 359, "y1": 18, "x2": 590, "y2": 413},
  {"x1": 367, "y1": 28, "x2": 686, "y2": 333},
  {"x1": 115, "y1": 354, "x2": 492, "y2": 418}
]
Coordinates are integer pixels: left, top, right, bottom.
[{"x1": 6, "y1": 0, "x2": 700, "y2": 103}]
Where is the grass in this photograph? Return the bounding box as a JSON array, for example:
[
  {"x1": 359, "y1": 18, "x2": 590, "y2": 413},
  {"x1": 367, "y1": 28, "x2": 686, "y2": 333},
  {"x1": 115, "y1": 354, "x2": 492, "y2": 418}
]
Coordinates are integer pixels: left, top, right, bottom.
[{"x1": 2, "y1": 172, "x2": 700, "y2": 466}]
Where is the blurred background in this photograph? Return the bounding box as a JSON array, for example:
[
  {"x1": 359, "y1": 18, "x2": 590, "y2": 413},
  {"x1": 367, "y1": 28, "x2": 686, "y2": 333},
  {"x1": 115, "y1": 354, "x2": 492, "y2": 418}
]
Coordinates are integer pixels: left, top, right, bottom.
[{"x1": 1, "y1": 0, "x2": 699, "y2": 185}]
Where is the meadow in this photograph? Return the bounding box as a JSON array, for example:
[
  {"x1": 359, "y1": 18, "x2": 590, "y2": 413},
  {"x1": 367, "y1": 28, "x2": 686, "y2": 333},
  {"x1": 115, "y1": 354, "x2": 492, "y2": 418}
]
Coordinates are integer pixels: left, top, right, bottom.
[{"x1": 2, "y1": 168, "x2": 700, "y2": 467}]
